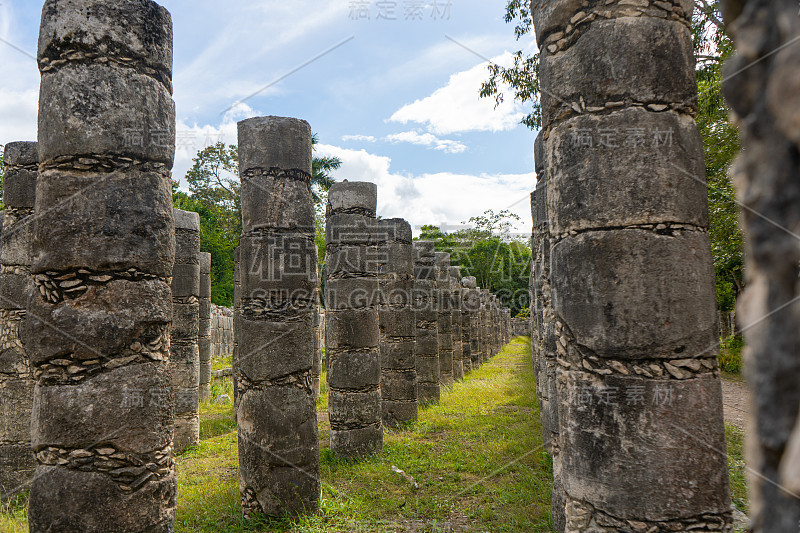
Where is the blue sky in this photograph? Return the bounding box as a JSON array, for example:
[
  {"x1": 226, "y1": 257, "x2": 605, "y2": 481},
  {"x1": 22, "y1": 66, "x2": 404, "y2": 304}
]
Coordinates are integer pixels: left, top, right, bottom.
[{"x1": 0, "y1": 0, "x2": 539, "y2": 234}]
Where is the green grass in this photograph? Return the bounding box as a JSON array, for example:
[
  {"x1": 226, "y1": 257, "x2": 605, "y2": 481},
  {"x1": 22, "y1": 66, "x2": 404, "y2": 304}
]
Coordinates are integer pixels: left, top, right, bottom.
[
  {"x1": 211, "y1": 355, "x2": 233, "y2": 373},
  {"x1": 726, "y1": 424, "x2": 748, "y2": 514},
  {"x1": 1, "y1": 337, "x2": 752, "y2": 531}
]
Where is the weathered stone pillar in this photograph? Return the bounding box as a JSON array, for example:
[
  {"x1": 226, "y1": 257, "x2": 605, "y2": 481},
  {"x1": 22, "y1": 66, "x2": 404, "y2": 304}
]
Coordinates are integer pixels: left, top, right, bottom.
[
  {"x1": 236, "y1": 116, "x2": 320, "y2": 517},
  {"x1": 462, "y1": 277, "x2": 481, "y2": 371},
  {"x1": 325, "y1": 181, "x2": 382, "y2": 458},
  {"x1": 26, "y1": 1, "x2": 177, "y2": 530},
  {"x1": 413, "y1": 241, "x2": 440, "y2": 404},
  {"x1": 449, "y1": 266, "x2": 464, "y2": 381},
  {"x1": 459, "y1": 275, "x2": 472, "y2": 377},
  {"x1": 461, "y1": 277, "x2": 479, "y2": 375},
  {"x1": 233, "y1": 246, "x2": 240, "y2": 407},
  {"x1": 312, "y1": 278, "x2": 322, "y2": 398},
  {"x1": 199, "y1": 252, "x2": 212, "y2": 402},
  {"x1": 434, "y1": 252, "x2": 454, "y2": 387},
  {"x1": 531, "y1": 1, "x2": 732, "y2": 530},
  {"x1": 480, "y1": 289, "x2": 491, "y2": 364},
  {"x1": 171, "y1": 209, "x2": 200, "y2": 452},
  {"x1": 0, "y1": 142, "x2": 37, "y2": 502},
  {"x1": 721, "y1": 2, "x2": 800, "y2": 531},
  {"x1": 377, "y1": 218, "x2": 417, "y2": 427}
]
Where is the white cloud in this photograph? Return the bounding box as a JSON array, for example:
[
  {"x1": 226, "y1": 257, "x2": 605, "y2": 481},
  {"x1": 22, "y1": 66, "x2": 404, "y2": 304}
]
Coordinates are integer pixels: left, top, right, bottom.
[
  {"x1": 173, "y1": 103, "x2": 259, "y2": 187},
  {"x1": 341, "y1": 134, "x2": 377, "y2": 143},
  {"x1": 389, "y1": 52, "x2": 526, "y2": 135},
  {"x1": 385, "y1": 131, "x2": 467, "y2": 154},
  {"x1": 317, "y1": 144, "x2": 536, "y2": 235},
  {"x1": 0, "y1": 88, "x2": 39, "y2": 147}
]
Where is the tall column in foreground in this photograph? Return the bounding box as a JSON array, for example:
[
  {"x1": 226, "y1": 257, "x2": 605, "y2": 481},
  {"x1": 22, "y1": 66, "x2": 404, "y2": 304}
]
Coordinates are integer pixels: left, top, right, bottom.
[
  {"x1": 0, "y1": 142, "x2": 37, "y2": 502},
  {"x1": 377, "y1": 218, "x2": 417, "y2": 427},
  {"x1": 171, "y1": 209, "x2": 200, "y2": 452},
  {"x1": 721, "y1": 2, "x2": 800, "y2": 531},
  {"x1": 413, "y1": 241, "x2": 440, "y2": 404},
  {"x1": 198, "y1": 252, "x2": 212, "y2": 402},
  {"x1": 236, "y1": 116, "x2": 320, "y2": 516},
  {"x1": 27, "y1": 1, "x2": 177, "y2": 530},
  {"x1": 325, "y1": 181, "x2": 382, "y2": 458},
  {"x1": 434, "y1": 253, "x2": 454, "y2": 387},
  {"x1": 531, "y1": 1, "x2": 732, "y2": 530},
  {"x1": 449, "y1": 266, "x2": 464, "y2": 381}
]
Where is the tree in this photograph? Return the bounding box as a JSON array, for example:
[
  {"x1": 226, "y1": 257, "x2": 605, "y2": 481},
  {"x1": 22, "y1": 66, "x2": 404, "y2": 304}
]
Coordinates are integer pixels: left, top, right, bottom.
[
  {"x1": 416, "y1": 210, "x2": 532, "y2": 317},
  {"x1": 175, "y1": 136, "x2": 342, "y2": 307},
  {"x1": 481, "y1": 1, "x2": 744, "y2": 320}
]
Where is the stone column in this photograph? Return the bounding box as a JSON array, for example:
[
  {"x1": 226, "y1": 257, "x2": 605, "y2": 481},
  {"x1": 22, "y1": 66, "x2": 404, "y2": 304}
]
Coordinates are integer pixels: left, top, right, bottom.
[
  {"x1": 199, "y1": 252, "x2": 212, "y2": 402},
  {"x1": 434, "y1": 253, "x2": 454, "y2": 387},
  {"x1": 232, "y1": 247, "x2": 240, "y2": 406},
  {"x1": 325, "y1": 181, "x2": 382, "y2": 458},
  {"x1": 449, "y1": 266, "x2": 464, "y2": 381},
  {"x1": 235, "y1": 117, "x2": 320, "y2": 517},
  {"x1": 171, "y1": 208, "x2": 200, "y2": 452},
  {"x1": 26, "y1": 1, "x2": 177, "y2": 530},
  {"x1": 377, "y1": 218, "x2": 417, "y2": 427},
  {"x1": 312, "y1": 291, "x2": 322, "y2": 399},
  {"x1": 0, "y1": 142, "x2": 37, "y2": 502},
  {"x1": 462, "y1": 277, "x2": 481, "y2": 371},
  {"x1": 413, "y1": 241, "x2": 440, "y2": 404},
  {"x1": 721, "y1": 2, "x2": 800, "y2": 531},
  {"x1": 461, "y1": 277, "x2": 480, "y2": 375},
  {"x1": 480, "y1": 289, "x2": 491, "y2": 364},
  {"x1": 459, "y1": 275, "x2": 472, "y2": 377},
  {"x1": 531, "y1": 1, "x2": 732, "y2": 530}
]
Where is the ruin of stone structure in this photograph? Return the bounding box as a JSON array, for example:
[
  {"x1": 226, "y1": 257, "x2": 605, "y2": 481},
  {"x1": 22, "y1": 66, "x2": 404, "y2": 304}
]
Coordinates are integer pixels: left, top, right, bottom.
[
  {"x1": 530, "y1": 1, "x2": 733, "y2": 530},
  {"x1": 0, "y1": 142, "x2": 37, "y2": 502},
  {"x1": 413, "y1": 241, "x2": 440, "y2": 404},
  {"x1": 377, "y1": 218, "x2": 418, "y2": 427},
  {"x1": 199, "y1": 252, "x2": 212, "y2": 402},
  {"x1": 325, "y1": 181, "x2": 383, "y2": 458},
  {"x1": 171, "y1": 208, "x2": 201, "y2": 452},
  {"x1": 434, "y1": 252, "x2": 454, "y2": 387},
  {"x1": 25, "y1": 1, "x2": 178, "y2": 530},
  {"x1": 721, "y1": 2, "x2": 800, "y2": 531},
  {"x1": 235, "y1": 116, "x2": 320, "y2": 517}
]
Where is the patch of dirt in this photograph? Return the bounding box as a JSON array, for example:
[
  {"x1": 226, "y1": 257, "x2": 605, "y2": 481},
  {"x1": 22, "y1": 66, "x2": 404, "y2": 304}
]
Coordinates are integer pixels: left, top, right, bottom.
[{"x1": 722, "y1": 378, "x2": 750, "y2": 431}]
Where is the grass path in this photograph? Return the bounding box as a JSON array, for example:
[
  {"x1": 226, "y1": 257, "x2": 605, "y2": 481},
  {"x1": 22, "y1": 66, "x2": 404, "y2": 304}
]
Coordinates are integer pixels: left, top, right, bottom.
[{"x1": 1, "y1": 336, "x2": 748, "y2": 532}]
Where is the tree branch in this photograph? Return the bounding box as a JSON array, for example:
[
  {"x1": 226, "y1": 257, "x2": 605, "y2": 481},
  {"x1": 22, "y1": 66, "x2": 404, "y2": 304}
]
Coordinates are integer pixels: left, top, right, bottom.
[{"x1": 696, "y1": 0, "x2": 725, "y2": 31}]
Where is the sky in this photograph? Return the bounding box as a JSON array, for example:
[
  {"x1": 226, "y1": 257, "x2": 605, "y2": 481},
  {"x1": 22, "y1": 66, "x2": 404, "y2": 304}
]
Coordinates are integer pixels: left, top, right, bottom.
[{"x1": 0, "y1": 0, "x2": 539, "y2": 235}]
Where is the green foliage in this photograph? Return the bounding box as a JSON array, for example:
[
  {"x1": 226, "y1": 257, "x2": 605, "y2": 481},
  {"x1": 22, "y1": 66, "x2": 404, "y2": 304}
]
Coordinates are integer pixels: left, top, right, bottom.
[
  {"x1": 719, "y1": 335, "x2": 744, "y2": 375},
  {"x1": 173, "y1": 138, "x2": 341, "y2": 307},
  {"x1": 726, "y1": 424, "x2": 748, "y2": 514},
  {"x1": 693, "y1": 4, "x2": 744, "y2": 313},
  {"x1": 516, "y1": 306, "x2": 531, "y2": 319},
  {"x1": 417, "y1": 210, "x2": 532, "y2": 316},
  {"x1": 478, "y1": 0, "x2": 541, "y2": 130}
]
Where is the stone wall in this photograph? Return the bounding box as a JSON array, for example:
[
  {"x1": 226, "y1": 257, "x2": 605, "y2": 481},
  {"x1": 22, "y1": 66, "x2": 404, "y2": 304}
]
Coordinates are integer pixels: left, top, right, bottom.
[
  {"x1": 510, "y1": 318, "x2": 529, "y2": 337},
  {"x1": 211, "y1": 305, "x2": 234, "y2": 357}
]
